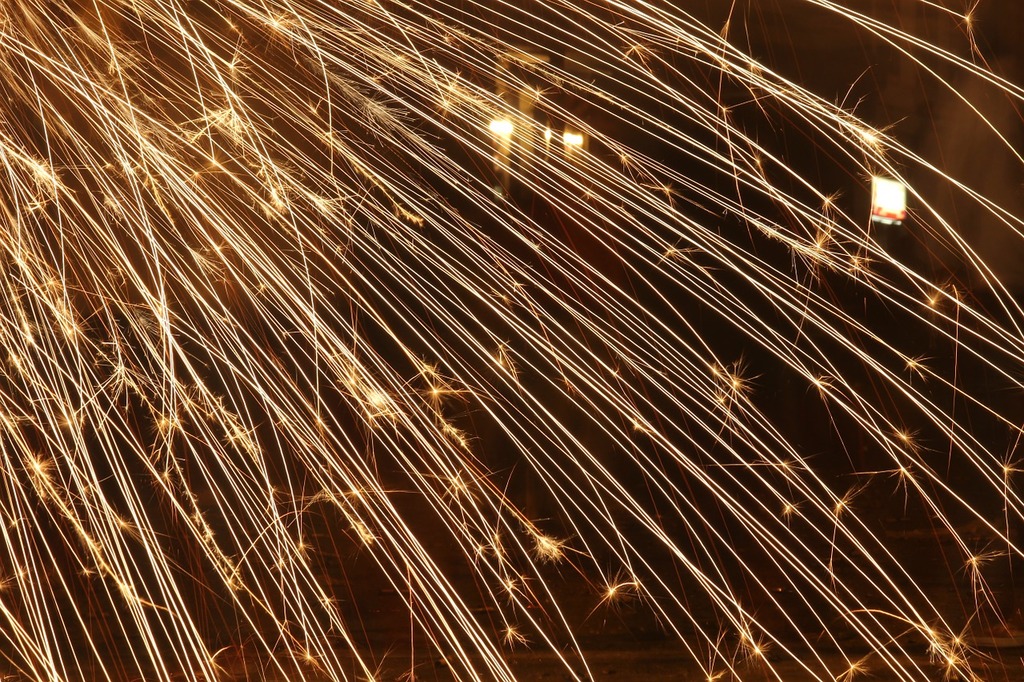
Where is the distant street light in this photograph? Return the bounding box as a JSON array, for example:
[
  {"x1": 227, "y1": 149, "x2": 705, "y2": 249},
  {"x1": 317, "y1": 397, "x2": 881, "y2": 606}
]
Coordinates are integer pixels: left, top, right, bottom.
[
  {"x1": 490, "y1": 118, "x2": 515, "y2": 196},
  {"x1": 489, "y1": 118, "x2": 514, "y2": 137}
]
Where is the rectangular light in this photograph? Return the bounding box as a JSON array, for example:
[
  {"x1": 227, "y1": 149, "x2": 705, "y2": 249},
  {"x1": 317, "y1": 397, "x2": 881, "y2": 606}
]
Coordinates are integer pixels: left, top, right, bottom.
[
  {"x1": 871, "y1": 176, "x2": 907, "y2": 225},
  {"x1": 562, "y1": 131, "x2": 585, "y2": 147}
]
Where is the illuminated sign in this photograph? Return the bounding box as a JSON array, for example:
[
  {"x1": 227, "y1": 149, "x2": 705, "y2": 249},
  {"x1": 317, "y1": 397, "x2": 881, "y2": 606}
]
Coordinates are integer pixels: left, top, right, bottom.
[{"x1": 871, "y1": 176, "x2": 907, "y2": 226}]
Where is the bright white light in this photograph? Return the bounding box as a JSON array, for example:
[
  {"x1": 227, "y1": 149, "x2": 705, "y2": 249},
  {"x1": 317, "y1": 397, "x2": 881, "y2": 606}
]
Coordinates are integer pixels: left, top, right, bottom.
[
  {"x1": 871, "y1": 176, "x2": 907, "y2": 225},
  {"x1": 489, "y1": 118, "x2": 514, "y2": 137},
  {"x1": 563, "y1": 131, "x2": 585, "y2": 147}
]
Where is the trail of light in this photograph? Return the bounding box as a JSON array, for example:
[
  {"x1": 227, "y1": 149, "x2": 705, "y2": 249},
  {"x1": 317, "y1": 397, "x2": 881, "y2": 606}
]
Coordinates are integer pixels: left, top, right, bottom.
[{"x1": 2, "y1": 0, "x2": 1024, "y2": 680}]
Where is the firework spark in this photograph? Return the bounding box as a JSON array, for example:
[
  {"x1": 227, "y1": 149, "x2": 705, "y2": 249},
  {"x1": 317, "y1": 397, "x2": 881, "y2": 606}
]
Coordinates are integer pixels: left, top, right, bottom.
[{"x1": 1, "y1": 0, "x2": 1023, "y2": 680}]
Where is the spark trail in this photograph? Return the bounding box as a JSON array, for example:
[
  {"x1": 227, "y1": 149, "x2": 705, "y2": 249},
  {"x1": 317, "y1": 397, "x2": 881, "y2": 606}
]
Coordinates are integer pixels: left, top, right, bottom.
[{"x1": 0, "y1": 0, "x2": 1023, "y2": 680}]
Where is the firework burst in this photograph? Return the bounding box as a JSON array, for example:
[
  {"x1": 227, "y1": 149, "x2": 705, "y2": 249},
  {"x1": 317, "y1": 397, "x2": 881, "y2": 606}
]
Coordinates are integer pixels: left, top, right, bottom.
[{"x1": 1, "y1": 0, "x2": 1023, "y2": 680}]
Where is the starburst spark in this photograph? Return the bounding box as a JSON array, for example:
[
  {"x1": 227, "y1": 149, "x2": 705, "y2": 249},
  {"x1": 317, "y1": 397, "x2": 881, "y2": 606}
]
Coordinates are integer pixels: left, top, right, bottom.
[{"x1": 1, "y1": 0, "x2": 1023, "y2": 680}]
